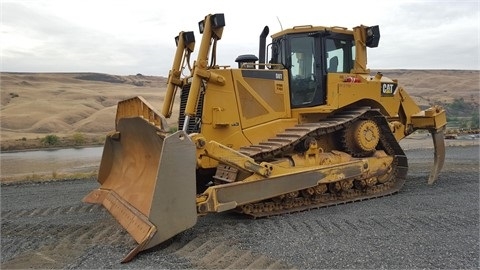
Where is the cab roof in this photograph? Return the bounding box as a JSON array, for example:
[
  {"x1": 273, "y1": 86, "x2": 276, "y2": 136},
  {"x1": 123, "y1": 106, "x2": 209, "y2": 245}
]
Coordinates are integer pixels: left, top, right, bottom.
[{"x1": 271, "y1": 25, "x2": 354, "y2": 39}]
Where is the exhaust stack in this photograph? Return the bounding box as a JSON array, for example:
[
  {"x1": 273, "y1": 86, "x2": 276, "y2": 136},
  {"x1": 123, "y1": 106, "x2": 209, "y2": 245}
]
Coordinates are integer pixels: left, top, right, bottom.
[{"x1": 258, "y1": 26, "x2": 269, "y2": 69}]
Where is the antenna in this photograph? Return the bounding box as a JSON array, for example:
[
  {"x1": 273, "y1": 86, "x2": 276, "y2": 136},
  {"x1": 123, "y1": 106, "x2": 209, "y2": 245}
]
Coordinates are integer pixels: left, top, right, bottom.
[{"x1": 276, "y1": 16, "x2": 283, "y2": 31}]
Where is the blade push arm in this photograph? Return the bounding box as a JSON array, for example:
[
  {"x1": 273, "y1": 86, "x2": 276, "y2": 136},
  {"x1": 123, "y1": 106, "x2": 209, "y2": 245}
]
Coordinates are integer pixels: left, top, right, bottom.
[
  {"x1": 183, "y1": 13, "x2": 226, "y2": 131},
  {"x1": 162, "y1": 31, "x2": 195, "y2": 118}
]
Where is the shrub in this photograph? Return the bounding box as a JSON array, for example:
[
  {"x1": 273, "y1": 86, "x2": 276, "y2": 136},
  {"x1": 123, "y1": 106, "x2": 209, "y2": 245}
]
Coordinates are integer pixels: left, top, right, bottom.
[
  {"x1": 449, "y1": 98, "x2": 467, "y2": 111},
  {"x1": 41, "y1": 134, "x2": 59, "y2": 146},
  {"x1": 72, "y1": 132, "x2": 86, "y2": 145},
  {"x1": 471, "y1": 112, "x2": 479, "y2": 129}
]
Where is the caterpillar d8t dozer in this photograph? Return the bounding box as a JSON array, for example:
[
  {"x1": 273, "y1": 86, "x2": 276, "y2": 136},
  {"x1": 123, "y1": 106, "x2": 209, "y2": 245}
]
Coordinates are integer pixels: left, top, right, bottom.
[{"x1": 83, "y1": 13, "x2": 447, "y2": 262}]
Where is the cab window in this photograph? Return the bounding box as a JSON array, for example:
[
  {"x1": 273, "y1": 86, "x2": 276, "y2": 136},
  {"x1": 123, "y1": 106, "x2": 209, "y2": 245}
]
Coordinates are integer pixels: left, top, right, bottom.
[
  {"x1": 325, "y1": 38, "x2": 354, "y2": 73},
  {"x1": 289, "y1": 36, "x2": 317, "y2": 106}
]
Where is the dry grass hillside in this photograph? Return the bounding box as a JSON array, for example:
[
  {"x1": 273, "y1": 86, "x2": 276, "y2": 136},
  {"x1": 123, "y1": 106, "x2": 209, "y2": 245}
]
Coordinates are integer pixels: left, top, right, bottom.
[
  {"x1": 377, "y1": 69, "x2": 479, "y2": 107},
  {"x1": 0, "y1": 72, "x2": 171, "y2": 150},
  {"x1": 1, "y1": 70, "x2": 478, "y2": 151}
]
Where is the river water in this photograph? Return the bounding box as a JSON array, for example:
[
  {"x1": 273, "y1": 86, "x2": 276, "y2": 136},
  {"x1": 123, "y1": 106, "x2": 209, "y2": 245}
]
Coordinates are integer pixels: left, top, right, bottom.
[
  {"x1": 0, "y1": 147, "x2": 103, "y2": 180},
  {"x1": 1, "y1": 136, "x2": 477, "y2": 181}
]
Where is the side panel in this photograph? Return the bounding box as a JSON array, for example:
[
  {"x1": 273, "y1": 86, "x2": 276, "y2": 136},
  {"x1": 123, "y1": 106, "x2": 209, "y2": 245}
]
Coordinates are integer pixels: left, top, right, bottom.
[
  {"x1": 325, "y1": 73, "x2": 404, "y2": 116},
  {"x1": 201, "y1": 68, "x2": 293, "y2": 149},
  {"x1": 200, "y1": 69, "x2": 252, "y2": 150},
  {"x1": 233, "y1": 69, "x2": 291, "y2": 129}
]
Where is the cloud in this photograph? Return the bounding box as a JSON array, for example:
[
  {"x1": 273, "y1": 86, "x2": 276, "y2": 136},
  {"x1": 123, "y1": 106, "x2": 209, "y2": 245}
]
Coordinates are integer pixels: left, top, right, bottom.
[
  {"x1": 369, "y1": 1, "x2": 479, "y2": 69},
  {"x1": 1, "y1": 1, "x2": 173, "y2": 75},
  {"x1": 1, "y1": 0, "x2": 479, "y2": 75}
]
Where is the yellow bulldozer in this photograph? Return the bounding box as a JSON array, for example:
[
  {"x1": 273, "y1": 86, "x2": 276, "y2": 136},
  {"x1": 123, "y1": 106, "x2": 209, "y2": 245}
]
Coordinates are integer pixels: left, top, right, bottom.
[{"x1": 83, "y1": 13, "x2": 447, "y2": 262}]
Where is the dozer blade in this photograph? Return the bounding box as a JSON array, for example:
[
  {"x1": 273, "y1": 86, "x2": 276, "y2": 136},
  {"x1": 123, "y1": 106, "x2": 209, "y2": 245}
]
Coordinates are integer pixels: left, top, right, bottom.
[
  {"x1": 83, "y1": 117, "x2": 197, "y2": 262},
  {"x1": 428, "y1": 127, "x2": 446, "y2": 185}
]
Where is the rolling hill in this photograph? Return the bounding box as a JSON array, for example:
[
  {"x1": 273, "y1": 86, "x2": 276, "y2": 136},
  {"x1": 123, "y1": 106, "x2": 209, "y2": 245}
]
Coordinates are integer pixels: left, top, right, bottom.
[{"x1": 1, "y1": 70, "x2": 478, "y2": 150}]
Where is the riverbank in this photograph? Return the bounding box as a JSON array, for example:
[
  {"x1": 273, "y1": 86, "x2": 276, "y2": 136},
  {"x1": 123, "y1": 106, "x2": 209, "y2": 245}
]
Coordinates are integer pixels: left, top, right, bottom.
[
  {"x1": 0, "y1": 146, "x2": 103, "y2": 184},
  {"x1": 2, "y1": 132, "x2": 478, "y2": 152},
  {"x1": 0, "y1": 134, "x2": 105, "y2": 152},
  {"x1": 1, "y1": 134, "x2": 478, "y2": 184}
]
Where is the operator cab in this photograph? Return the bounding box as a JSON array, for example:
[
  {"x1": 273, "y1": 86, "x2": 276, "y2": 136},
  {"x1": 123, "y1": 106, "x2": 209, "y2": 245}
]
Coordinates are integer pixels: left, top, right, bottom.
[{"x1": 269, "y1": 28, "x2": 356, "y2": 108}]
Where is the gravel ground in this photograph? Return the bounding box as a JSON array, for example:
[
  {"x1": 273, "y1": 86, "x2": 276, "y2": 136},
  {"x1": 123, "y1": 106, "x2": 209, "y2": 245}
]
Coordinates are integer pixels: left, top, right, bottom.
[{"x1": 1, "y1": 145, "x2": 479, "y2": 269}]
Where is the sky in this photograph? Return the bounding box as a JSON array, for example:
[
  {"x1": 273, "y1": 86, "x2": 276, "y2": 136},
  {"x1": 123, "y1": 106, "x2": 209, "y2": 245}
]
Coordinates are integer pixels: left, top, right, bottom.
[{"x1": 1, "y1": 0, "x2": 479, "y2": 76}]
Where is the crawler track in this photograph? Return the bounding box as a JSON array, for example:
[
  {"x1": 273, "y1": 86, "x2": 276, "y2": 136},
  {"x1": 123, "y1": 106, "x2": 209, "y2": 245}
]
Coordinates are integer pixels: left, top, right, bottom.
[{"x1": 237, "y1": 108, "x2": 408, "y2": 217}]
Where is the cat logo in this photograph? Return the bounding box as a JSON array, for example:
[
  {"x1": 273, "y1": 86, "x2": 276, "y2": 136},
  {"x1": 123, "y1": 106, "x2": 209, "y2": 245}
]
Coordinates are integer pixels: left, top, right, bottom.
[{"x1": 381, "y1": 83, "x2": 396, "y2": 96}]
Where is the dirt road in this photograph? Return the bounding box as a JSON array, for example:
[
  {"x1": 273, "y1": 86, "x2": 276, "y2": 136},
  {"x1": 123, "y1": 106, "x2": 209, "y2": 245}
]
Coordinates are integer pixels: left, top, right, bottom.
[{"x1": 1, "y1": 145, "x2": 479, "y2": 269}]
